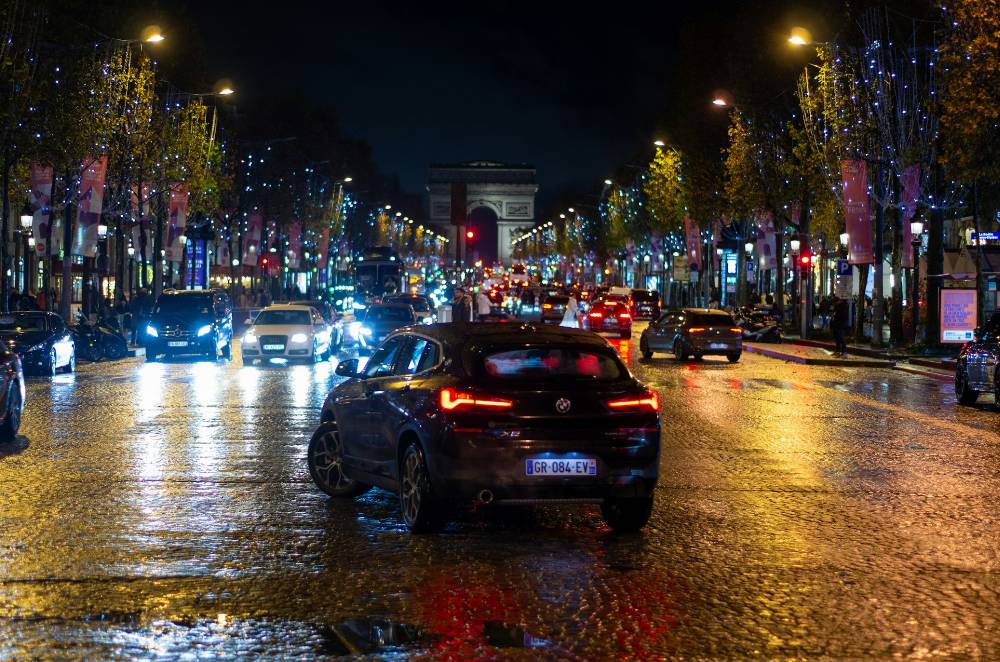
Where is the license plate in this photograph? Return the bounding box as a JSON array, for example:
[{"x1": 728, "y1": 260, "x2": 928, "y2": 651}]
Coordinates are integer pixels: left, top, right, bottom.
[
  {"x1": 167, "y1": 341, "x2": 188, "y2": 347},
  {"x1": 263, "y1": 344, "x2": 285, "y2": 351},
  {"x1": 709, "y1": 342, "x2": 728, "y2": 349},
  {"x1": 525, "y1": 458, "x2": 597, "y2": 476}
]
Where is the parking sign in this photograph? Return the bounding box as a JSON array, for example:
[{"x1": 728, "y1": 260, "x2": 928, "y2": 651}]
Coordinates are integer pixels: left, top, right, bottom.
[{"x1": 835, "y1": 259, "x2": 851, "y2": 276}]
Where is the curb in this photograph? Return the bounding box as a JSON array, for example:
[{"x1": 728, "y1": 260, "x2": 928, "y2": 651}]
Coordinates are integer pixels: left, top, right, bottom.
[
  {"x1": 893, "y1": 364, "x2": 954, "y2": 383},
  {"x1": 909, "y1": 357, "x2": 957, "y2": 371},
  {"x1": 788, "y1": 337, "x2": 899, "y2": 360},
  {"x1": 127, "y1": 347, "x2": 146, "y2": 358},
  {"x1": 744, "y1": 344, "x2": 896, "y2": 367}
]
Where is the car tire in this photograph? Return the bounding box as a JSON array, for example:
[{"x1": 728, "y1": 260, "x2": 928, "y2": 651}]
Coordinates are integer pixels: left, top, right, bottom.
[
  {"x1": 673, "y1": 340, "x2": 688, "y2": 361},
  {"x1": 46, "y1": 348, "x2": 58, "y2": 376},
  {"x1": 955, "y1": 367, "x2": 978, "y2": 405},
  {"x1": 399, "y1": 442, "x2": 447, "y2": 533},
  {"x1": 727, "y1": 352, "x2": 741, "y2": 363},
  {"x1": 307, "y1": 422, "x2": 371, "y2": 498},
  {"x1": 601, "y1": 496, "x2": 653, "y2": 533},
  {"x1": 63, "y1": 350, "x2": 76, "y2": 373},
  {"x1": 221, "y1": 338, "x2": 232, "y2": 361},
  {"x1": 0, "y1": 380, "x2": 22, "y2": 443},
  {"x1": 640, "y1": 337, "x2": 653, "y2": 360}
]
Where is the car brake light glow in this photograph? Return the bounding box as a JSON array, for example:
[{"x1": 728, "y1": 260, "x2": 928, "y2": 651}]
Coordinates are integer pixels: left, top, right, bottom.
[
  {"x1": 542, "y1": 303, "x2": 552, "y2": 309},
  {"x1": 688, "y1": 327, "x2": 705, "y2": 333},
  {"x1": 618, "y1": 312, "x2": 631, "y2": 319},
  {"x1": 589, "y1": 312, "x2": 603, "y2": 318},
  {"x1": 439, "y1": 387, "x2": 513, "y2": 411},
  {"x1": 607, "y1": 389, "x2": 660, "y2": 412},
  {"x1": 730, "y1": 327, "x2": 743, "y2": 333}
]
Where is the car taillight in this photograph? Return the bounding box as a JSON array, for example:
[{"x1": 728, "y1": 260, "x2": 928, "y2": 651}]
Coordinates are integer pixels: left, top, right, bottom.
[
  {"x1": 607, "y1": 389, "x2": 659, "y2": 412},
  {"x1": 688, "y1": 327, "x2": 705, "y2": 333},
  {"x1": 589, "y1": 312, "x2": 603, "y2": 318},
  {"x1": 618, "y1": 312, "x2": 631, "y2": 320},
  {"x1": 730, "y1": 327, "x2": 742, "y2": 333},
  {"x1": 542, "y1": 304, "x2": 553, "y2": 309},
  {"x1": 439, "y1": 387, "x2": 513, "y2": 411}
]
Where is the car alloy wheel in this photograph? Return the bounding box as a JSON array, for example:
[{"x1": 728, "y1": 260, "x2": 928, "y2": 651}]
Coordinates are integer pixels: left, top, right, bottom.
[
  {"x1": 955, "y1": 368, "x2": 978, "y2": 405},
  {"x1": 601, "y1": 496, "x2": 654, "y2": 533},
  {"x1": 673, "y1": 340, "x2": 688, "y2": 361},
  {"x1": 399, "y1": 443, "x2": 446, "y2": 533},
  {"x1": 307, "y1": 423, "x2": 369, "y2": 498},
  {"x1": 640, "y1": 336, "x2": 653, "y2": 360},
  {"x1": 0, "y1": 381, "x2": 22, "y2": 443}
]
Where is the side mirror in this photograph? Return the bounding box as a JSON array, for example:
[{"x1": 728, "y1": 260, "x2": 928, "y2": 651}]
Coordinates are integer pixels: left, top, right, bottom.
[
  {"x1": 244, "y1": 318, "x2": 253, "y2": 326},
  {"x1": 335, "y1": 358, "x2": 360, "y2": 377}
]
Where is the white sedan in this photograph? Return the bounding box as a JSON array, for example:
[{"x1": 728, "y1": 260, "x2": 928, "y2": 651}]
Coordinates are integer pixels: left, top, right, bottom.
[{"x1": 240, "y1": 305, "x2": 333, "y2": 364}]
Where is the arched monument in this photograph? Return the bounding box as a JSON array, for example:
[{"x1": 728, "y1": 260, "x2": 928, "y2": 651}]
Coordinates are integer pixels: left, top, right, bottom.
[{"x1": 427, "y1": 161, "x2": 537, "y2": 265}]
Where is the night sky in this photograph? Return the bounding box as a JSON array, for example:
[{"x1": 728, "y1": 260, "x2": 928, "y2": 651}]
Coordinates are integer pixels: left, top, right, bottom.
[{"x1": 179, "y1": 0, "x2": 837, "y2": 205}]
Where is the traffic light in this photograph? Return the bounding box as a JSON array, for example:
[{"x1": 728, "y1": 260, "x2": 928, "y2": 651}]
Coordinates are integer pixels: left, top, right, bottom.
[
  {"x1": 261, "y1": 257, "x2": 269, "y2": 268},
  {"x1": 799, "y1": 251, "x2": 811, "y2": 277},
  {"x1": 466, "y1": 230, "x2": 475, "y2": 240}
]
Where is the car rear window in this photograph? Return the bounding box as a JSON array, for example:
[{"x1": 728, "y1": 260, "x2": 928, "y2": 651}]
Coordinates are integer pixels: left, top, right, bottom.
[
  {"x1": 155, "y1": 294, "x2": 212, "y2": 314},
  {"x1": 687, "y1": 313, "x2": 735, "y2": 327},
  {"x1": 544, "y1": 296, "x2": 568, "y2": 305},
  {"x1": 366, "y1": 306, "x2": 414, "y2": 322},
  {"x1": 481, "y1": 347, "x2": 625, "y2": 381}
]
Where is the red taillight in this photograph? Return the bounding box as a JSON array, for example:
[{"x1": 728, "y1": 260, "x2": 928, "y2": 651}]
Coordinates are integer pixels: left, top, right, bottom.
[
  {"x1": 688, "y1": 327, "x2": 705, "y2": 333},
  {"x1": 730, "y1": 327, "x2": 742, "y2": 333},
  {"x1": 607, "y1": 389, "x2": 660, "y2": 412},
  {"x1": 439, "y1": 387, "x2": 513, "y2": 411},
  {"x1": 589, "y1": 312, "x2": 604, "y2": 318},
  {"x1": 618, "y1": 312, "x2": 631, "y2": 320}
]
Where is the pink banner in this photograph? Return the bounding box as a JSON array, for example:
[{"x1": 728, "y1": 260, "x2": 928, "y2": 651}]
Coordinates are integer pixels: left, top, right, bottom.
[
  {"x1": 317, "y1": 227, "x2": 331, "y2": 270},
  {"x1": 73, "y1": 155, "x2": 108, "y2": 257},
  {"x1": 900, "y1": 165, "x2": 920, "y2": 269},
  {"x1": 287, "y1": 222, "x2": 302, "y2": 269},
  {"x1": 840, "y1": 160, "x2": 873, "y2": 265},
  {"x1": 242, "y1": 211, "x2": 263, "y2": 264},
  {"x1": 30, "y1": 164, "x2": 54, "y2": 257},
  {"x1": 755, "y1": 212, "x2": 778, "y2": 270},
  {"x1": 165, "y1": 185, "x2": 189, "y2": 263},
  {"x1": 789, "y1": 204, "x2": 801, "y2": 227},
  {"x1": 216, "y1": 240, "x2": 231, "y2": 267},
  {"x1": 684, "y1": 216, "x2": 702, "y2": 272}
]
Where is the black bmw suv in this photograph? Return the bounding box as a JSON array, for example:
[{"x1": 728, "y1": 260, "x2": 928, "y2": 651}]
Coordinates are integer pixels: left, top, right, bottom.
[
  {"x1": 145, "y1": 289, "x2": 233, "y2": 361},
  {"x1": 308, "y1": 323, "x2": 661, "y2": 533}
]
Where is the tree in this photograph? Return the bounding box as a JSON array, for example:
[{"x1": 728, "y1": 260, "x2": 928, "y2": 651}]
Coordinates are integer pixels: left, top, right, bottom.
[{"x1": 643, "y1": 146, "x2": 687, "y2": 236}]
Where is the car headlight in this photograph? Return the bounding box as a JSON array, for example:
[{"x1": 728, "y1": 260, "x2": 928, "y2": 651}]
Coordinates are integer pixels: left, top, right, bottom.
[
  {"x1": 27, "y1": 343, "x2": 45, "y2": 354},
  {"x1": 360, "y1": 326, "x2": 373, "y2": 336},
  {"x1": 196, "y1": 324, "x2": 212, "y2": 337},
  {"x1": 146, "y1": 325, "x2": 158, "y2": 338},
  {"x1": 243, "y1": 332, "x2": 257, "y2": 344},
  {"x1": 291, "y1": 332, "x2": 309, "y2": 343},
  {"x1": 423, "y1": 317, "x2": 434, "y2": 325},
  {"x1": 348, "y1": 321, "x2": 362, "y2": 335}
]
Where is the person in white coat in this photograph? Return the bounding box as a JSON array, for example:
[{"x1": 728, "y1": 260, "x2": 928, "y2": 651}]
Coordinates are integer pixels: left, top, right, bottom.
[
  {"x1": 476, "y1": 289, "x2": 493, "y2": 319},
  {"x1": 560, "y1": 294, "x2": 579, "y2": 327}
]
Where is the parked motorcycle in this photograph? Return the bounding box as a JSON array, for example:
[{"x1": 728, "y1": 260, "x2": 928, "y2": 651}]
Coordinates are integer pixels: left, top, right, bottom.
[
  {"x1": 72, "y1": 313, "x2": 129, "y2": 362},
  {"x1": 735, "y1": 310, "x2": 784, "y2": 343}
]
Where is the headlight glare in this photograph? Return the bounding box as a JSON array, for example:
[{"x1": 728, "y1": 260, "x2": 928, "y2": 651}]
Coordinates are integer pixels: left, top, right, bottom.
[
  {"x1": 196, "y1": 325, "x2": 212, "y2": 337},
  {"x1": 146, "y1": 325, "x2": 158, "y2": 338},
  {"x1": 291, "y1": 333, "x2": 308, "y2": 343},
  {"x1": 360, "y1": 326, "x2": 373, "y2": 336},
  {"x1": 243, "y1": 332, "x2": 257, "y2": 344}
]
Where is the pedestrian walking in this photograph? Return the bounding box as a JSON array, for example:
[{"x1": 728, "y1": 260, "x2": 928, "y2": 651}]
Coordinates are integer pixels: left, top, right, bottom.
[
  {"x1": 560, "y1": 293, "x2": 579, "y2": 327},
  {"x1": 451, "y1": 287, "x2": 470, "y2": 323},
  {"x1": 831, "y1": 295, "x2": 849, "y2": 357}
]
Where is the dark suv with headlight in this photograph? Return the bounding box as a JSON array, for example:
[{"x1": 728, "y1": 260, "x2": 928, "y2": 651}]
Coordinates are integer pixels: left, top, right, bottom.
[
  {"x1": 955, "y1": 312, "x2": 1000, "y2": 407},
  {"x1": 145, "y1": 289, "x2": 233, "y2": 361}
]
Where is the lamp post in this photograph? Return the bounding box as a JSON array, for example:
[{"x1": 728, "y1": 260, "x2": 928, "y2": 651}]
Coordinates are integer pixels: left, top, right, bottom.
[
  {"x1": 910, "y1": 220, "x2": 924, "y2": 344},
  {"x1": 18, "y1": 204, "x2": 32, "y2": 294}
]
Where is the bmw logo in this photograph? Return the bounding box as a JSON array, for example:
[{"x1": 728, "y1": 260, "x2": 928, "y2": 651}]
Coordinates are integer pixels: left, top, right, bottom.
[{"x1": 555, "y1": 398, "x2": 572, "y2": 414}]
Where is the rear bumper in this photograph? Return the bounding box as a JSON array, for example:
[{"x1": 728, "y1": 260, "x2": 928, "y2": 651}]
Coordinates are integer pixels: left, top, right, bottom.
[
  {"x1": 428, "y1": 426, "x2": 660, "y2": 502},
  {"x1": 685, "y1": 338, "x2": 742, "y2": 355}
]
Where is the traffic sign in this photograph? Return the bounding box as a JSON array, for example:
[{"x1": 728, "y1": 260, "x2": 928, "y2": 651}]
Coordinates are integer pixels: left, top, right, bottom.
[{"x1": 835, "y1": 259, "x2": 851, "y2": 276}]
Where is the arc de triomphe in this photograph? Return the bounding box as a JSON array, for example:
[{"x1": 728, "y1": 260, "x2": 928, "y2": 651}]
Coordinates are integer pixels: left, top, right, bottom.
[{"x1": 427, "y1": 161, "x2": 537, "y2": 265}]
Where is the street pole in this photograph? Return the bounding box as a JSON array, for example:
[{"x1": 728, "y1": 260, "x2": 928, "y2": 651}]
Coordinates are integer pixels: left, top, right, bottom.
[
  {"x1": 911, "y1": 235, "x2": 921, "y2": 344},
  {"x1": 872, "y1": 164, "x2": 886, "y2": 346}
]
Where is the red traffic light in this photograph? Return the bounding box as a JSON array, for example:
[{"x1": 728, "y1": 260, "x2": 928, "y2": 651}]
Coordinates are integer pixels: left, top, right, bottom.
[
  {"x1": 466, "y1": 230, "x2": 475, "y2": 240},
  {"x1": 799, "y1": 254, "x2": 811, "y2": 266},
  {"x1": 261, "y1": 257, "x2": 269, "y2": 267}
]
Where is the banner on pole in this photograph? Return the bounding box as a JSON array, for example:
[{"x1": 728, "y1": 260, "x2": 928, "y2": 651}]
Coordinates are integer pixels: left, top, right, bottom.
[
  {"x1": 30, "y1": 164, "x2": 54, "y2": 257},
  {"x1": 287, "y1": 222, "x2": 302, "y2": 269},
  {"x1": 166, "y1": 185, "x2": 189, "y2": 263},
  {"x1": 756, "y1": 212, "x2": 778, "y2": 270},
  {"x1": 840, "y1": 160, "x2": 874, "y2": 265},
  {"x1": 73, "y1": 155, "x2": 108, "y2": 257},
  {"x1": 243, "y1": 212, "x2": 263, "y2": 264},
  {"x1": 683, "y1": 216, "x2": 702, "y2": 272},
  {"x1": 900, "y1": 164, "x2": 920, "y2": 269}
]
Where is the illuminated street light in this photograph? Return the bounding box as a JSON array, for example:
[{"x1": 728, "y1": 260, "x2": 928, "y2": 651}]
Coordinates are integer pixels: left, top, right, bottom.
[
  {"x1": 568, "y1": 207, "x2": 575, "y2": 213},
  {"x1": 19, "y1": 204, "x2": 32, "y2": 230},
  {"x1": 604, "y1": 179, "x2": 612, "y2": 186},
  {"x1": 839, "y1": 232, "x2": 850, "y2": 247},
  {"x1": 744, "y1": 242, "x2": 754, "y2": 254},
  {"x1": 790, "y1": 238, "x2": 801, "y2": 253},
  {"x1": 788, "y1": 26, "x2": 813, "y2": 46},
  {"x1": 653, "y1": 140, "x2": 665, "y2": 147},
  {"x1": 343, "y1": 176, "x2": 353, "y2": 182},
  {"x1": 142, "y1": 25, "x2": 165, "y2": 43}
]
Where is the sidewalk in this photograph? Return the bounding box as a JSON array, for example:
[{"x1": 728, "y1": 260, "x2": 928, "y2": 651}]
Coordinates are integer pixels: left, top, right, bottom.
[
  {"x1": 788, "y1": 336, "x2": 957, "y2": 371},
  {"x1": 743, "y1": 342, "x2": 896, "y2": 367}
]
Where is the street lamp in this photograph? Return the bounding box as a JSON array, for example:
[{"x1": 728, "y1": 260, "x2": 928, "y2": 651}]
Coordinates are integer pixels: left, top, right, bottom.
[
  {"x1": 789, "y1": 238, "x2": 801, "y2": 254},
  {"x1": 603, "y1": 179, "x2": 612, "y2": 186},
  {"x1": 141, "y1": 25, "x2": 165, "y2": 43},
  {"x1": 97, "y1": 222, "x2": 108, "y2": 239},
  {"x1": 653, "y1": 140, "x2": 665, "y2": 147},
  {"x1": 787, "y1": 27, "x2": 813, "y2": 46},
  {"x1": 744, "y1": 241, "x2": 754, "y2": 254},
  {"x1": 839, "y1": 232, "x2": 849, "y2": 248},
  {"x1": 19, "y1": 203, "x2": 32, "y2": 230}
]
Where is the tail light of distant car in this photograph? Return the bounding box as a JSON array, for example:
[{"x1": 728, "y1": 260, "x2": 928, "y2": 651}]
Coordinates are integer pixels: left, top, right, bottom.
[
  {"x1": 439, "y1": 387, "x2": 513, "y2": 411},
  {"x1": 607, "y1": 389, "x2": 660, "y2": 412},
  {"x1": 618, "y1": 312, "x2": 631, "y2": 320},
  {"x1": 589, "y1": 311, "x2": 604, "y2": 319},
  {"x1": 688, "y1": 327, "x2": 705, "y2": 333},
  {"x1": 730, "y1": 327, "x2": 742, "y2": 333},
  {"x1": 542, "y1": 304, "x2": 553, "y2": 309}
]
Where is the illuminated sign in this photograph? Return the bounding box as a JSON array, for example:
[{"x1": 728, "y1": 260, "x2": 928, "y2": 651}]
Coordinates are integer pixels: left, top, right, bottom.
[
  {"x1": 940, "y1": 289, "x2": 978, "y2": 343},
  {"x1": 972, "y1": 232, "x2": 1000, "y2": 241}
]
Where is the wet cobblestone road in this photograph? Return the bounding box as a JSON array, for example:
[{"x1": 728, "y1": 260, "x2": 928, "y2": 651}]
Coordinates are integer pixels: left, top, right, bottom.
[{"x1": 2, "y1": 329, "x2": 1000, "y2": 659}]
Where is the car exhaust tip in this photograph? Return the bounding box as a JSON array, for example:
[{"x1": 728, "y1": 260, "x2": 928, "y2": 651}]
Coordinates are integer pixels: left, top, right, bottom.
[{"x1": 477, "y1": 489, "x2": 494, "y2": 504}]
